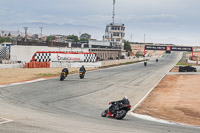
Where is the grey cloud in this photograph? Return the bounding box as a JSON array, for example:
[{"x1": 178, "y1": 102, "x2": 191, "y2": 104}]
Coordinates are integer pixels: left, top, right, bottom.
[{"x1": 1, "y1": 0, "x2": 200, "y2": 45}]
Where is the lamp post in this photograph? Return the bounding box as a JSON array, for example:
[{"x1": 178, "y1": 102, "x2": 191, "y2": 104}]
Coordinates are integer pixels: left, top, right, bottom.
[
  {"x1": 24, "y1": 27, "x2": 28, "y2": 42},
  {"x1": 39, "y1": 27, "x2": 43, "y2": 38}
]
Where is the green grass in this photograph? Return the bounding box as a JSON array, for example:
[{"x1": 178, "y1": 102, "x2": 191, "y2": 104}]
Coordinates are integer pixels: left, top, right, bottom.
[
  {"x1": 176, "y1": 51, "x2": 200, "y2": 66},
  {"x1": 176, "y1": 62, "x2": 191, "y2": 66},
  {"x1": 35, "y1": 73, "x2": 59, "y2": 77},
  {"x1": 162, "y1": 53, "x2": 167, "y2": 57}
]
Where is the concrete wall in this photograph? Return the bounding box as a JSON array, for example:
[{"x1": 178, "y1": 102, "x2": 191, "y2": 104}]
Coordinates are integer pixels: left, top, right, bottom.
[
  {"x1": 0, "y1": 57, "x2": 148, "y2": 69},
  {"x1": 101, "y1": 57, "x2": 146, "y2": 67},
  {"x1": 10, "y1": 46, "x2": 89, "y2": 62},
  {"x1": 89, "y1": 40, "x2": 110, "y2": 46},
  {"x1": 0, "y1": 63, "x2": 24, "y2": 69},
  {"x1": 51, "y1": 62, "x2": 101, "y2": 68},
  {"x1": 187, "y1": 59, "x2": 199, "y2": 64}
]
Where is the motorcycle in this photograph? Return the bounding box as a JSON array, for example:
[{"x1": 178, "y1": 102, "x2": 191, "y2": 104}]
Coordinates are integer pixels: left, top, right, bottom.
[
  {"x1": 60, "y1": 72, "x2": 67, "y2": 81},
  {"x1": 79, "y1": 71, "x2": 85, "y2": 79},
  {"x1": 101, "y1": 102, "x2": 131, "y2": 120},
  {"x1": 144, "y1": 61, "x2": 147, "y2": 66},
  {"x1": 156, "y1": 59, "x2": 158, "y2": 62}
]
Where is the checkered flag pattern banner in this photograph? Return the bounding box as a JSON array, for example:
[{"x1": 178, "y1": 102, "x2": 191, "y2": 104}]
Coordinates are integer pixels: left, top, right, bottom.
[
  {"x1": 0, "y1": 46, "x2": 9, "y2": 60},
  {"x1": 34, "y1": 53, "x2": 51, "y2": 62},
  {"x1": 84, "y1": 54, "x2": 96, "y2": 62}
]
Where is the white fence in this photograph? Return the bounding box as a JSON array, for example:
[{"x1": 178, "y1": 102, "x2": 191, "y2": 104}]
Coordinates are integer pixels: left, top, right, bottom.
[
  {"x1": 187, "y1": 59, "x2": 199, "y2": 64},
  {"x1": 0, "y1": 63, "x2": 25, "y2": 69}
]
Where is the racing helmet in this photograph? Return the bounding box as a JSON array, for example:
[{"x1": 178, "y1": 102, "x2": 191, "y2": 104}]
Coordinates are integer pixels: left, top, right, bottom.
[{"x1": 123, "y1": 96, "x2": 128, "y2": 100}]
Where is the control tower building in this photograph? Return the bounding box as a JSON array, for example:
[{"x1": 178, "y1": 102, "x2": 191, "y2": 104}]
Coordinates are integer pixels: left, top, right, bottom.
[{"x1": 104, "y1": 0, "x2": 125, "y2": 48}]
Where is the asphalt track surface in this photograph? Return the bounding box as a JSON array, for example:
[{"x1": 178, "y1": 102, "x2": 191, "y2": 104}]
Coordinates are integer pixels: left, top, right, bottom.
[{"x1": 0, "y1": 52, "x2": 199, "y2": 133}]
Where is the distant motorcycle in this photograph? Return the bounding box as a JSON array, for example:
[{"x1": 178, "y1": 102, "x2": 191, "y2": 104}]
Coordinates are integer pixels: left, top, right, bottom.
[
  {"x1": 101, "y1": 102, "x2": 131, "y2": 120},
  {"x1": 79, "y1": 71, "x2": 85, "y2": 79},
  {"x1": 60, "y1": 72, "x2": 67, "y2": 81},
  {"x1": 144, "y1": 61, "x2": 147, "y2": 66},
  {"x1": 156, "y1": 59, "x2": 158, "y2": 62}
]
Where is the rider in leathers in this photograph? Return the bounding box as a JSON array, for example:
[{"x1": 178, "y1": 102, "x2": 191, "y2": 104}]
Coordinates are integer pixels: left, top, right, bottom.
[
  {"x1": 62, "y1": 68, "x2": 69, "y2": 77},
  {"x1": 79, "y1": 65, "x2": 86, "y2": 74},
  {"x1": 109, "y1": 96, "x2": 130, "y2": 114}
]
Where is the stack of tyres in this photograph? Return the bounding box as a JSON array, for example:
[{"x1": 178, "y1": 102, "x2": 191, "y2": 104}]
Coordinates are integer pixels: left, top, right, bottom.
[
  {"x1": 179, "y1": 66, "x2": 184, "y2": 72},
  {"x1": 179, "y1": 66, "x2": 197, "y2": 72}
]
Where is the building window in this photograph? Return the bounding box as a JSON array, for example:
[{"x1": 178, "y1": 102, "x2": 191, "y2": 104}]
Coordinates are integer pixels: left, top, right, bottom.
[
  {"x1": 113, "y1": 32, "x2": 119, "y2": 36},
  {"x1": 111, "y1": 26, "x2": 121, "y2": 30},
  {"x1": 111, "y1": 26, "x2": 115, "y2": 30}
]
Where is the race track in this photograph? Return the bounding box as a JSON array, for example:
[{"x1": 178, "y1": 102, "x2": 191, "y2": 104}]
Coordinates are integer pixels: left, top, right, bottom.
[{"x1": 0, "y1": 52, "x2": 199, "y2": 133}]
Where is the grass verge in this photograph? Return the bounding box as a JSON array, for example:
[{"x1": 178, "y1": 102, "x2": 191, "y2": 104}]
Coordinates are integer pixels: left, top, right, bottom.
[
  {"x1": 176, "y1": 62, "x2": 191, "y2": 66},
  {"x1": 35, "y1": 73, "x2": 60, "y2": 77},
  {"x1": 100, "y1": 60, "x2": 145, "y2": 68}
]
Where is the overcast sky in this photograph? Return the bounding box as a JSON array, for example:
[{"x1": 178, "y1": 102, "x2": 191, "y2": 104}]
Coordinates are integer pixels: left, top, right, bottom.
[{"x1": 0, "y1": 0, "x2": 200, "y2": 45}]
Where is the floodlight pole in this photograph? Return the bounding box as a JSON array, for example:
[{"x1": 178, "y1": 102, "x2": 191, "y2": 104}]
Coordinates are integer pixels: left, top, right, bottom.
[
  {"x1": 192, "y1": 48, "x2": 193, "y2": 60},
  {"x1": 39, "y1": 27, "x2": 43, "y2": 38},
  {"x1": 24, "y1": 27, "x2": 28, "y2": 42}
]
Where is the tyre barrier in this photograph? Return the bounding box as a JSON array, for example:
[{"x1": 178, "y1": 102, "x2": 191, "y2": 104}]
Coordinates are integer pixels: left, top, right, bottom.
[
  {"x1": 25, "y1": 62, "x2": 50, "y2": 68},
  {"x1": 178, "y1": 66, "x2": 197, "y2": 72}
]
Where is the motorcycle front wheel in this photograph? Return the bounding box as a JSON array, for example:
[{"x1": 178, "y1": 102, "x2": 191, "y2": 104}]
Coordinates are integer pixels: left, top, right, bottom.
[
  {"x1": 60, "y1": 75, "x2": 64, "y2": 81},
  {"x1": 101, "y1": 110, "x2": 108, "y2": 117},
  {"x1": 115, "y1": 110, "x2": 127, "y2": 120}
]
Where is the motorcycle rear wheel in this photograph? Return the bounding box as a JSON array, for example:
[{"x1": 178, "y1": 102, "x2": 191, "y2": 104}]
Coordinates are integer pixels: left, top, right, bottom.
[
  {"x1": 116, "y1": 110, "x2": 127, "y2": 120},
  {"x1": 80, "y1": 74, "x2": 84, "y2": 79}
]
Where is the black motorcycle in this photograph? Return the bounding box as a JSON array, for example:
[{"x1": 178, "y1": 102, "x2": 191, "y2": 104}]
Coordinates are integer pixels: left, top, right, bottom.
[
  {"x1": 144, "y1": 61, "x2": 147, "y2": 66},
  {"x1": 156, "y1": 59, "x2": 158, "y2": 62},
  {"x1": 79, "y1": 71, "x2": 85, "y2": 79},
  {"x1": 60, "y1": 72, "x2": 67, "y2": 81},
  {"x1": 101, "y1": 102, "x2": 131, "y2": 120}
]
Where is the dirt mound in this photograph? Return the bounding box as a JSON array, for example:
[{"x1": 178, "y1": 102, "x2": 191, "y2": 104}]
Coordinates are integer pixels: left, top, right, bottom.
[{"x1": 134, "y1": 75, "x2": 200, "y2": 126}]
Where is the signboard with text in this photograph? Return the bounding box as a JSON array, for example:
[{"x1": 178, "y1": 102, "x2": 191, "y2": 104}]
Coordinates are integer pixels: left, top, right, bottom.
[
  {"x1": 145, "y1": 45, "x2": 166, "y2": 51},
  {"x1": 171, "y1": 46, "x2": 192, "y2": 51},
  {"x1": 145, "y1": 45, "x2": 193, "y2": 52}
]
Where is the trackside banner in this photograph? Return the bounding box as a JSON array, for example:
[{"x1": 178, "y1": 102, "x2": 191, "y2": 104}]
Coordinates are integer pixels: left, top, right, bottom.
[
  {"x1": 51, "y1": 53, "x2": 85, "y2": 62},
  {"x1": 171, "y1": 46, "x2": 193, "y2": 51},
  {"x1": 31, "y1": 51, "x2": 96, "y2": 62},
  {"x1": 145, "y1": 45, "x2": 193, "y2": 51},
  {"x1": 145, "y1": 45, "x2": 166, "y2": 50}
]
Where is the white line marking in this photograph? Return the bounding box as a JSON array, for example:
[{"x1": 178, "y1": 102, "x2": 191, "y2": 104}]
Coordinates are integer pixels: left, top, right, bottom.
[
  {"x1": 0, "y1": 117, "x2": 13, "y2": 124},
  {"x1": 129, "y1": 112, "x2": 173, "y2": 125},
  {"x1": 0, "y1": 78, "x2": 45, "y2": 88},
  {"x1": 129, "y1": 112, "x2": 200, "y2": 128}
]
